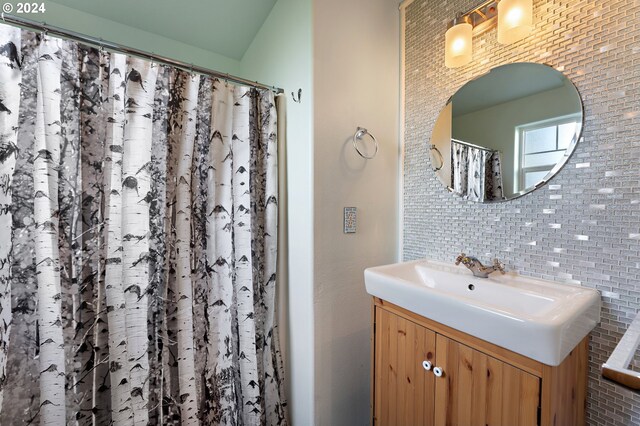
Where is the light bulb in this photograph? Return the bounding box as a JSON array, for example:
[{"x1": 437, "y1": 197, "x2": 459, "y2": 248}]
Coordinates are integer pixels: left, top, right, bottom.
[
  {"x1": 452, "y1": 38, "x2": 466, "y2": 53},
  {"x1": 505, "y1": 7, "x2": 523, "y2": 25}
]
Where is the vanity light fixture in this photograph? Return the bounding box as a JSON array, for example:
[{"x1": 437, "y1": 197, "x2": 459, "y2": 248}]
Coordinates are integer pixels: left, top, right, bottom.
[
  {"x1": 445, "y1": 0, "x2": 533, "y2": 68},
  {"x1": 497, "y1": 0, "x2": 533, "y2": 44},
  {"x1": 444, "y1": 17, "x2": 473, "y2": 68}
]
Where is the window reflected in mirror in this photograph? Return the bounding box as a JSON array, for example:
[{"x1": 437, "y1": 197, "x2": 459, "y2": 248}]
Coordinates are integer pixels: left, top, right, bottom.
[{"x1": 517, "y1": 115, "x2": 581, "y2": 192}]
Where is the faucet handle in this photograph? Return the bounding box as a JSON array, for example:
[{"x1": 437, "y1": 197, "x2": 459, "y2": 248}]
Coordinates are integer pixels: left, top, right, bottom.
[
  {"x1": 455, "y1": 253, "x2": 466, "y2": 265},
  {"x1": 493, "y1": 258, "x2": 506, "y2": 274}
]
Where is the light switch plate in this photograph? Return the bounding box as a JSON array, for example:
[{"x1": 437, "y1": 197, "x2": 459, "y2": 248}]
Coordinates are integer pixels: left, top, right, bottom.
[{"x1": 344, "y1": 207, "x2": 357, "y2": 234}]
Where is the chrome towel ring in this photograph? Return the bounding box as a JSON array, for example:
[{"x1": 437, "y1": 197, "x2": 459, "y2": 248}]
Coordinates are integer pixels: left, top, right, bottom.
[{"x1": 353, "y1": 127, "x2": 378, "y2": 159}]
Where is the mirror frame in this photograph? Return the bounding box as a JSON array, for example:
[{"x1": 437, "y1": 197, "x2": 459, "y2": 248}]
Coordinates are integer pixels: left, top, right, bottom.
[{"x1": 430, "y1": 62, "x2": 585, "y2": 203}]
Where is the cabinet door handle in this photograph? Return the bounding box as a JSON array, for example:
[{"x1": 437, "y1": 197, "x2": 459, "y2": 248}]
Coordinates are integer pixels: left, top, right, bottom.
[
  {"x1": 422, "y1": 360, "x2": 432, "y2": 371},
  {"x1": 433, "y1": 367, "x2": 444, "y2": 377}
]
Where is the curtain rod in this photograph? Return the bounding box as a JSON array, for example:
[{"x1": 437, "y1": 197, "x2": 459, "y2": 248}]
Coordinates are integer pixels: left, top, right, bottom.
[
  {"x1": 451, "y1": 138, "x2": 498, "y2": 153},
  {"x1": 1, "y1": 13, "x2": 284, "y2": 94}
]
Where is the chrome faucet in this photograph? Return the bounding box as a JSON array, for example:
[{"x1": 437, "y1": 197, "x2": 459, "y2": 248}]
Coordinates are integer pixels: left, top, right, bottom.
[{"x1": 455, "y1": 253, "x2": 505, "y2": 278}]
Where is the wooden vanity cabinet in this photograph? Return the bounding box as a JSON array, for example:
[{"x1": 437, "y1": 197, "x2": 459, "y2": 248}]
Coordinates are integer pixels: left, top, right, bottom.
[{"x1": 372, "y1": 298, "x2": 588, "y2": 426}]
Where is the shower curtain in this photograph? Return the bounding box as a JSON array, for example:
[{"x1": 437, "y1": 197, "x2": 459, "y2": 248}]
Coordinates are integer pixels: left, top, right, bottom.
[
  {"x1": 0, "y1": 24, "x2": 286, "y2": 425},
  {"x1": 451, "y1": 140, "x2": 504, "y2": 202}
]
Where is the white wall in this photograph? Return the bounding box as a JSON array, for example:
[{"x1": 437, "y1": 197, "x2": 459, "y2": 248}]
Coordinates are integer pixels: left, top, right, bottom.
[
  {"x1": 313, "y1": 0, "x2": 400, "y2": 424},
  {"x1": 240, "y1": 1, "x2": 314, "y2": 425},
  {"x1": 244, "y1": 2, "x2": 400, "y2": 424}
]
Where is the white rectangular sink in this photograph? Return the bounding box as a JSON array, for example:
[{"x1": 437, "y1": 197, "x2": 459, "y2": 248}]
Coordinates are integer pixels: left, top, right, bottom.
[{"x1": 365, "y1": 259, "x2": 601, "y2": 366}]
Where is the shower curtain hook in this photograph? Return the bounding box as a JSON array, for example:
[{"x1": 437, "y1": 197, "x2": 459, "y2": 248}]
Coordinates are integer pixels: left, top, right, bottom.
[
  {"x1": 150, "y1": 52, "x2": 155, "y2": 67},
  {"x1": 41, "y1": 22, "x2": 48, "y2": 39},
  {"x1": 189, "y1": 63, "x2": 194, "y2": 76},
  {"x1": 1, "y1": 12, "x2": 6, "y2": 22}
]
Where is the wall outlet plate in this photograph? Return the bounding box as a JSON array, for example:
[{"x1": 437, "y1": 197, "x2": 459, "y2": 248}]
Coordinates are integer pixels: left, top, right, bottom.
[{"x1": 344, "y1": 207, "x2": 357, "y2": 234}]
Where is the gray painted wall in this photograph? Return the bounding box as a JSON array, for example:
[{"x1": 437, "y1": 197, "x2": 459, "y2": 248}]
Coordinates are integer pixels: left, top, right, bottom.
[{"x1": 403, "y1": 0, "x2": 640, "y2": 424}]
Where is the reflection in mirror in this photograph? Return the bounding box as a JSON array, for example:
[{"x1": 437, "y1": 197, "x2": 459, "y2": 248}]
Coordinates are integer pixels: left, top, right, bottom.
[{"x1": 430, "y1": 62, "x2": 583, "y2": 202}]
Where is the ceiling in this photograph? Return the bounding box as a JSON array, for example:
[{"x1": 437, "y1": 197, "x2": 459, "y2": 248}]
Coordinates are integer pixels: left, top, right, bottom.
[
  {"x1": 452, "y1": 63, "x2": 568, "y2": 117},
  {"x1": 51, "y1": 0, "x2": 278, "y2": 60}
]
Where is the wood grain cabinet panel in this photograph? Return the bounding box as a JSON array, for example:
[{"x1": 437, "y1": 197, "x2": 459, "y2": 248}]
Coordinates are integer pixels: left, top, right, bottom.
[
  {"x1": 372, "y1": 298, "x2": 588, "y2": 426},
  {"x1": 374, "y1": 308, "x2": 436, "y2": 425},
  {"x1": 433, "y1": 334, "x2": 540, "y2": 426}
]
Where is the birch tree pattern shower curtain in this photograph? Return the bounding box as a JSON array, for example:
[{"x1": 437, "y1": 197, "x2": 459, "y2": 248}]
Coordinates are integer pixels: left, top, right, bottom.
[
  {"x1": 451, "y1": 141, "x2": 504, "y2": 202},
  {"x1": 0, "y1": 24, "x2": 287, "y2": 425}
]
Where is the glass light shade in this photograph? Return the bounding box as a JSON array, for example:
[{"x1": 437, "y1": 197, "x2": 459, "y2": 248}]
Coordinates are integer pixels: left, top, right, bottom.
[
  {"x1": 445, "y1": 22, "x2": 473, "y2": 68},
  {"x1": 497, "y1": 0, "x2": 533, "y2": 44}
]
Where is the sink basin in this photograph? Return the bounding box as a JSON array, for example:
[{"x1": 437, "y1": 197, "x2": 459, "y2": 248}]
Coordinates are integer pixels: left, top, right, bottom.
[{"x1": 364, "y1": 259, "x2": 601, "y2": 366}]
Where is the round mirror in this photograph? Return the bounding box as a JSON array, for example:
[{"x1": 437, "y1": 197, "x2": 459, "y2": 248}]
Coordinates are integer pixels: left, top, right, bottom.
[{"x1": 429, "y1": 62, "x2": 583, "y2": 202}]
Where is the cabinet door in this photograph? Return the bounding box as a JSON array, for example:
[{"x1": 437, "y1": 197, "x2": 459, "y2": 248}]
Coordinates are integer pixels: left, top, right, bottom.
[
  {"x1": 433, "y1": 334, "x2": 540, "y2": 426},
  {"x1": 374, "y1": 308, "x2": 436, "y2": 425}
]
